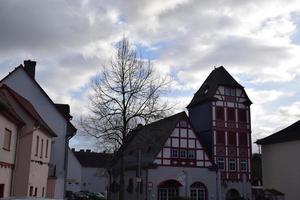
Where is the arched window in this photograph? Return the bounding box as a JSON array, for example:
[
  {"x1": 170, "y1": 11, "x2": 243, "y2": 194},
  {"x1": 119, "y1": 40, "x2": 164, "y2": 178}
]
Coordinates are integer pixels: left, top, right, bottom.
[
  {"x1": 158, "y1": 180, "x2": 181, "y2": 200},
  {"x1": 190, "y1": 182, "x2": 207, "y2": 200},
  {"x1": 226, "y1": 189, "x2": 240, "y2": 200}
]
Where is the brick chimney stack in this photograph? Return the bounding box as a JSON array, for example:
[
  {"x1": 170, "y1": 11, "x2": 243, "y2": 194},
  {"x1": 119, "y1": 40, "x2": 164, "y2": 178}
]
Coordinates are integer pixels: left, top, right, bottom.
[{"x1": 23, "y1": 60, "x2": 36, "y2": 79}]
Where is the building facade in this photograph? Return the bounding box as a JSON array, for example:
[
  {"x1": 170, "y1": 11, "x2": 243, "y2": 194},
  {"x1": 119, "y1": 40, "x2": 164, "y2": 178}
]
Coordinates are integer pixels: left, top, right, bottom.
[
  {"x1": 1, "y1": 60, "x2": 77, "y2": 198},
  {"x1": 109, "y1": 66, "x2": 253, "y2": 200},
  {"x1": 257, "y1": 120, "x2": 300, "y2": 200},
  {"x1": 67, "y1": 149, "x2": 111, "y2": 196},
  {"x1": 0, "y1": 92, "x2": 23, "y2": 198},
  {"x1": 187, "y1": 66, "x2": 252, "y2": 199}
]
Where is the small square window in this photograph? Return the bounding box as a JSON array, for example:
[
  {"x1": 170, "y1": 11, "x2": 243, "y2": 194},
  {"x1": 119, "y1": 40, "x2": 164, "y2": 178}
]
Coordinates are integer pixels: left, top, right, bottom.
[{"x1": 179, "y1": 121, "x2": 188, "y2": 128}]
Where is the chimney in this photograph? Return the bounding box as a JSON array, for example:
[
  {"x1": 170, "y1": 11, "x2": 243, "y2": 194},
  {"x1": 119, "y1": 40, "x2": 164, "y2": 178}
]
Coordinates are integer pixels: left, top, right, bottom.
[
  {"x1": 71, "y1": 148, "x2": 75, "y2": 152},
  {"x1": 23, "y1": 60, "x2": 36, "y2": 79},
  {"x1": 86, "y1": 149, "x2": 91, "y2": 153},
  {"x1": 80, "y1": 149, "x2": 84, "y2": 152}
]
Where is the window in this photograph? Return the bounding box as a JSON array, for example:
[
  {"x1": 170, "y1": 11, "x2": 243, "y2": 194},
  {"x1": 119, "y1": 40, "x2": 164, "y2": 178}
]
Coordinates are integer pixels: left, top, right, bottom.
[
  {"x1": 216, "y1": 131, "x2": 225, "y2": 145},
  {"x1": 34, "y1": 187, "x2": 37, "y2": 196},
  {"x1": 35, "y1": 136, "x2": 39, "y2": 156},
  {"x1": 45, "y1": 140, "x2": 49, "y2": 158},
  {"x1": 0, "y1": 184, "x2": 4, "y2": 198},
  {"x1": 3, "y1": 129, "x2": 12, "y2": 151},
  {"x1": 217, "y1": 158, "x2": 225, "y2": 170},
  {"x1": 228, "y1": 158, "x2": 236, "y2": 171},
  {"x1": 238, "y1": 109, "x2": 247, "y2": 122},
  {"x1": 227, "y1": 132, "x2": 236, "y2": 145},
  {"x1": 227, "y1": 108, "x2": 235, "y2": 121},
  {"x1": 225, "y1": 87, "x2": 236, "y2": 96},
  {"x1": 188, "y1": 150, "x2": 196, "y2": 159},
  {"x1": 29, "y1": 186, "x2": 33, "y2": 196},
  {"x1": 179, "y1": 120, "x2": 188, "y2": 128},
  {"x1": 240, "y1": 159, "x2": 248, "y2": 172},
  {"x1": 171, "y1": 149, "x2": 178, "y2": 158},
  {"x1": 158, "y1": 180, "x2": 180, "y2": 200},
  {"x1": 40, "y1": 139, "x2": 44, "y2": 158},
  {"x1": 190, "y1": 182, "x2": 207, "y2": 200},
  {"x1": 239, "y1": 132, "x2": 248, "y2": 146},
  {"x1": 180, "y1": 149, "x2": 187, "y2": 158},
  {"x1": 216, "y1": 107, "x2": 224, "y2": 120},
  {"x1": 42, "y1": 187, "x2": 45, "y2": 197}
]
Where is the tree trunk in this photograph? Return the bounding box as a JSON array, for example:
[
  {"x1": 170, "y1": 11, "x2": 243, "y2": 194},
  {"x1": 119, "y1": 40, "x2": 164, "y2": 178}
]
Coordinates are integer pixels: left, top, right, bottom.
[{"x1": 119, "y1": 153, "x2": 125, "y2": 200}]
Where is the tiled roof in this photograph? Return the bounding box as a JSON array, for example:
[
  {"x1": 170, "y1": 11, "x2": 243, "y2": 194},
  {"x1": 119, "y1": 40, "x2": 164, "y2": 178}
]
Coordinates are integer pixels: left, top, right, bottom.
[
  {"x1": 74, "y1": 151, "x2": 112, "y2": 168},
  {"x1": 187, "y1": 66, "x2": 252, "y2": 108},
  {"x1": 256, "y1": 120, "x2": 300, "y2": 145},
  {"x1": 0, "y1": 84, "x2": 56, "y2": 137},
  {"x1": 111, "y1": 112, "x2": 187, "y2": 168}
]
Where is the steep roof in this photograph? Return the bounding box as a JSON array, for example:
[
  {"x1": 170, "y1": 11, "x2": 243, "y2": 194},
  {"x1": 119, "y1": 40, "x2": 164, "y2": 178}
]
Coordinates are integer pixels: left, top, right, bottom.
[
  {"x1": 111, "y1": 112, "x2": 187, "y2": 168},
  {"x1": 0, "y1": 89, "x2": 25, "y2": 125},
  {"x1": 1, "y1": 64, "x2": 77, "y2": 135},
  {"x1": 256, "y1": 120, "x2": 300, "y2": 145},
  {"x1": 187, "y1": 66, "x2": 252, "y2": 108},
  {"x1": 0, "y1": 84, "x2": 56, "y2": 137},
  {"x1": 74, "y1": 151, "x2": 112, "y2": 168}
]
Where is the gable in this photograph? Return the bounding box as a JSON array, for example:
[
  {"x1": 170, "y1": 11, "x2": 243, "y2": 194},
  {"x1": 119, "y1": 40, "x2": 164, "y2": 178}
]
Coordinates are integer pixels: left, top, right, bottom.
[{"x1": 154, "y1": 119, "x2": 212, "y2": 168}]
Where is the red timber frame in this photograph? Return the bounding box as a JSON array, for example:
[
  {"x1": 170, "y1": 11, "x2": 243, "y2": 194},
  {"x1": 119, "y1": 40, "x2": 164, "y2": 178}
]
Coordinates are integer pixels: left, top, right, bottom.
[
  {"x1": 212, "y1": 86, "x2": 252, "y2": 181},
  {"x1": 155, "y1": 119, "x2": 212, "y2": 168}
]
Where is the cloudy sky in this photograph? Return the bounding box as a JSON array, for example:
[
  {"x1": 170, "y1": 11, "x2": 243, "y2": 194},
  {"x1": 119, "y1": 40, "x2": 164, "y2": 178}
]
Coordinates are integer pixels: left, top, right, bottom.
[{"x1": 1, "y1": 0, "x2": 300, "y2": 151}]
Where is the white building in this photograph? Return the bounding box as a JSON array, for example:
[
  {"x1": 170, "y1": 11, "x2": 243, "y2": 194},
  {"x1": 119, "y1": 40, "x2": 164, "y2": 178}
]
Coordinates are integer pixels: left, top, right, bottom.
[
  {"x1": 1, "y1": 60, "x2": 77, "y2": 198},
  {"x1": 67, "y1": 149, "x2": 112, "y2": 195},
  {"x1": 257, "y1": 120, "x2": 300, "y2": 200}
]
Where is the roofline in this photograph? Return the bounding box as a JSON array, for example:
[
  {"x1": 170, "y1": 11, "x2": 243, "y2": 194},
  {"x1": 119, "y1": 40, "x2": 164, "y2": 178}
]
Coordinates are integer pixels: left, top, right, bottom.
[
  {"x1": 1, "y1": 84, "x2": 57, "y2": 137},
  {"x1": 1, "y1": 65, "x2": 77, "y2": 135}
]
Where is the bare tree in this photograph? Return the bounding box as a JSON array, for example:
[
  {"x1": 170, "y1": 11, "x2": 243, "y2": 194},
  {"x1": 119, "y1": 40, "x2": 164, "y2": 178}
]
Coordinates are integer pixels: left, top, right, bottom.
[{"x1": 80, "y1": 38, "x2": 171, "y2": 200}]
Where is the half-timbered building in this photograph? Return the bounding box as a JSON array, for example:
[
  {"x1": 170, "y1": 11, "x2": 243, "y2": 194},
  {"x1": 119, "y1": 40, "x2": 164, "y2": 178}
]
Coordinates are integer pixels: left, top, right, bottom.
[
  {"x1": 109, "y1": 66, "x2": 252, "y2": 200},
  {"x1": 187, "y1": 66, "x2": 252, "y2": 199}
]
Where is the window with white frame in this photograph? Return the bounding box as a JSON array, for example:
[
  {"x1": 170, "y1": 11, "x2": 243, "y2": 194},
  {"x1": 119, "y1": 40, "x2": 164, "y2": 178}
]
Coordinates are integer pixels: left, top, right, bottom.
[
  {"x1": 171, "y1": 149, "x2": 178, "y2": 158},
  {"x1": 228, "y1": 158, "x2": 236, "y2": 171},
  {"x1": 188, "y1": 150, "x2": 196, "y2": 159},
  {"x1": 240, "y1": 159, "x2": 248, "y2": 171},
  {"x1": 217, "y1": 157, "x2": 225, "y2": 170},
  {"x1": 180, "y1": 149, "x2": 187, "y2": 158}
]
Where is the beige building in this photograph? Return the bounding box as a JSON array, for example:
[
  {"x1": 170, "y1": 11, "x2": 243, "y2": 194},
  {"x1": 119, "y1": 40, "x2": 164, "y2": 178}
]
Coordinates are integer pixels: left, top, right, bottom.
[
  {"x1": 0, "y1": 84, "x2": 56, "y2": 197},
  {"x1": 0, "y1": 88, "x2": 24, "y2": 198},
  {"x1": 257, "y1": 120, "x2": 300, "y2": 200}
]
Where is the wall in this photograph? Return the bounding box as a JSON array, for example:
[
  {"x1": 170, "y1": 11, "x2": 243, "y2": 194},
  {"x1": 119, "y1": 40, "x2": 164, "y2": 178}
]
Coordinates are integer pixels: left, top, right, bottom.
[
  {"x1": 81, "y1": 167, "x2": 107, "y2": 193},
  {"x1": 148, "y1": 166, "x2": 217, "y2": 200},
  {"x1": 27, "y1": 129, "x2": 52, "y2": 197},
  {"x1": 0, "y1": 114, "x2": 18, "y2": 197},
  {"x1": 2, "y1": 67, "x2": 69, "y2": 198},
  {"x1": 262, "y1": 140, "x2": 300, "y2": 200},
  {"x1": 66, "y1": 149, "x2": 82, "y2": 192}
]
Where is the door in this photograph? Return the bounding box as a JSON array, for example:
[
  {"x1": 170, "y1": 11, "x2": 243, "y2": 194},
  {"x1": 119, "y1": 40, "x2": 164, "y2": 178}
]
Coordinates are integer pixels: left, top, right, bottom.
[{"x1": 0, "y1": 184, "x2": 4, "y2": 198}]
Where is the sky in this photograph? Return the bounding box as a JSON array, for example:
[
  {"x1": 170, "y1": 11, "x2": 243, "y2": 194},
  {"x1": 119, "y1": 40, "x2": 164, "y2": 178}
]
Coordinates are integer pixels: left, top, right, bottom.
[{"x1": 1, "y1": 0, "x2": 300, "y2": 152}]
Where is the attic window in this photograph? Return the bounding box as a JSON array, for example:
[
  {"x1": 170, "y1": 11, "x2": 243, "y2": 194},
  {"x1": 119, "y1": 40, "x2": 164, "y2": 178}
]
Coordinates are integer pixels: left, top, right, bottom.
[
  {"x1": 179, "y1": 121, "x2": 188, "y2": 128},
  {"x1": 225, "y1": 87, "x2": 236, "y2": 96}
]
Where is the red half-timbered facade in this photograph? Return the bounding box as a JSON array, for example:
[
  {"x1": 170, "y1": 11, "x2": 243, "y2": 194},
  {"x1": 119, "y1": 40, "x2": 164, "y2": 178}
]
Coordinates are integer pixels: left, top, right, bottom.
[
  {"x1": 212, "y1": 86, "x2": 251, "y2": 181},
  {"x1": 154, "y1": 119, "x2": 212, "y2": 168}
]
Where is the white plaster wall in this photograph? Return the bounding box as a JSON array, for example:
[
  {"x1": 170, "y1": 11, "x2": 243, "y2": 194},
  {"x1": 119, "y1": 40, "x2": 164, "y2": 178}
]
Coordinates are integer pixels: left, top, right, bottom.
[
  {"x1": 262, "y1": 140, "x2": 300, "y2": 200},
  {"x1": 0, "y1": 113, "x2": 18, "y2": 197},
  {"x1": 66, "y1": 149, "x2": 82, "y2": 192},
  {"x1": 148, "y1": 166, "x2": 217, "y2": 200},
  {"x1": 2, "y1": 67, "x2": 69, "y2": 198},
  {"x1": 81, "y1": 167, "x2": 107, "y2": 193},
  {"x1": 27, "y1": 129, "x2": 52, "y2": 197}
]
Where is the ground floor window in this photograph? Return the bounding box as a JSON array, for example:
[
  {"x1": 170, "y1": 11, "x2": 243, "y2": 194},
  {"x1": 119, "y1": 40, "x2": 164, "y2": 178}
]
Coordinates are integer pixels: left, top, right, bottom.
[
  {"x1": 190, "y1": 182, "x2": 207, "y2": 200},
  {"x1": 0, "y1": 184, "x2": 4, "y2": 198},
  {"x1": 226, "y1": 189, "x2": 241, "y2": 200},
  {"x1": 158, "y1": 180, "x2": 181, "y2": 200}
]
